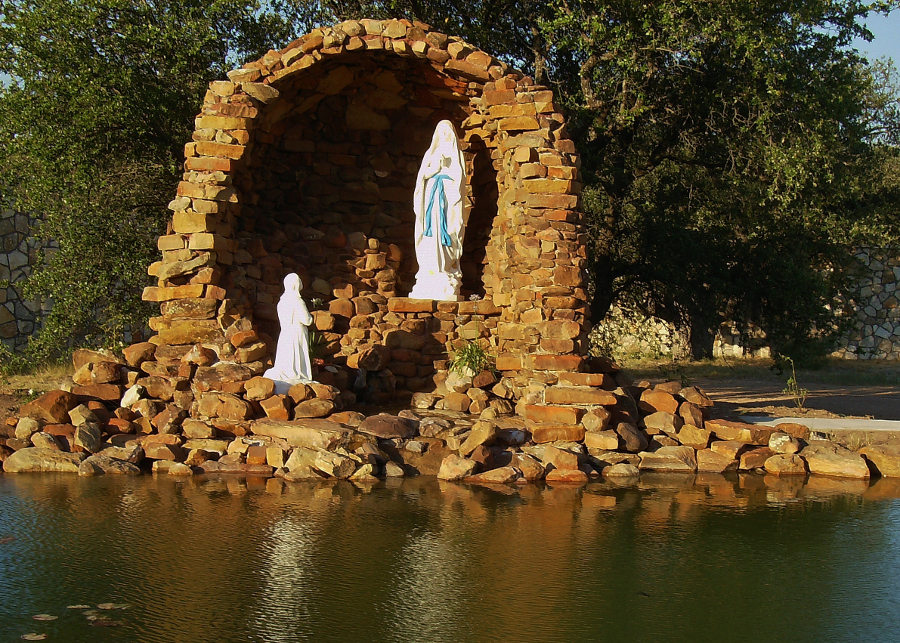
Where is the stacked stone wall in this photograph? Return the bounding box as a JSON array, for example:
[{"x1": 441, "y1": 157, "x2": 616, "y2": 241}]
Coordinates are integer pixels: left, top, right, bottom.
[
  {"x1": 137, "y1": 19, "x2": 589, "y2": 411},
  {"x1": 0, "y1": 208, "x2": 50, "y2": 351},
  {"x1": 832, "y1": 246, "x2": 900, "y2": 360}
]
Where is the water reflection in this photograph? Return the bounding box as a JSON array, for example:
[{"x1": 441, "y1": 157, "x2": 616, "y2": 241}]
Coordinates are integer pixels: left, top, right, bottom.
[{"x1": 0, "y1": 473, "x2": 899, "y2": 643}]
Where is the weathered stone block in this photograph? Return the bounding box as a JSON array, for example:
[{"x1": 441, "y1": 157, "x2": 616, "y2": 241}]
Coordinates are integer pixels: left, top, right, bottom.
[
  {"x1": 545, "y1": 386, "x2": 616, "y2": 406},
  {"x1": 525, "y1": 405, "x2": 584, "y2": 425}
]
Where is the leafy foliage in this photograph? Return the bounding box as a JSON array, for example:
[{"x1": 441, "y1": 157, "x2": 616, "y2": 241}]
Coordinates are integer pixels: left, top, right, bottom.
[
  {"x1": 781, "y1": 357, "x2": 810, "y2": 409},
  {"x1": 0, "y1": 0, "x2": 296, "y2": 359},
  {"x1": 356, "y1": 0, "x2": 900, "y2": 362},
  {"x1": 450, "y1": 339, "x2": 496, "y2": 375},
  {"x1": 2, "y1": 0, "x2": 899, "y2": 366}
]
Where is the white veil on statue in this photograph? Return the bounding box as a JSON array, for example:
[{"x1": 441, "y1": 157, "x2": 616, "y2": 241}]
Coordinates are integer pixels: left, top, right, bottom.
[{"x1": 408, "y1": 120, "x2": 467, "y2": 301}]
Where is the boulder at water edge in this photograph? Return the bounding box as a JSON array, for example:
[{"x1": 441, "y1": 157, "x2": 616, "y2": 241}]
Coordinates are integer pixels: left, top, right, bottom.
[
  {"x1": 801, "y1": 443, "x2": 870, "y2": 479},
  {"x1": 357, "y1": 414, "x2": 418, "y2": 439},
  {"x1": 438, "y1": 454, "x2": 477, "y2": 480},
  {"x1": 3, "y1": 448, "x2": 87, "y2": 473},
  {"x1": 860, "y1": 444, "x2": 900, "y2": 478}
]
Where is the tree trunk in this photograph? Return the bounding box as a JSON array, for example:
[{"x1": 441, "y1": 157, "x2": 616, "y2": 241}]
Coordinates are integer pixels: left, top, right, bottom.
[{"x1": 689, "y1": 316, "x2": 715, "y2": 360}]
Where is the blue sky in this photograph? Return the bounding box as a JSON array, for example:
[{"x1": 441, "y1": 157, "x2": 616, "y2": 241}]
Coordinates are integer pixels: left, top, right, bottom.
[{"x1": 854, "y1": 9, "x2": 900, "y2": 63}]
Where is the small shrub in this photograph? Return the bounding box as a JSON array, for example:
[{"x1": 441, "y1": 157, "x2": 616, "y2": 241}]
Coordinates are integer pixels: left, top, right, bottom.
[
  {"x1": 450, "y1": 339, "x2": 495, "y2": 375},
  {"x1": 781, "y1": 357, "x2": 810, "y2": 410}
]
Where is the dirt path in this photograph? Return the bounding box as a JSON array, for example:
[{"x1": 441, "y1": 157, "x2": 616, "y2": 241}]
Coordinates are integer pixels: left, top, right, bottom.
[{"x1": 692, "y1": 377, "x2": 900, "y2": 420}]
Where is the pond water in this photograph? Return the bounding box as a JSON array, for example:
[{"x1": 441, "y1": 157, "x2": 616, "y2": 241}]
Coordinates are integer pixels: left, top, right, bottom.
[{"x1": 1, "y1": 473, "x2": 899, "y2": 643}]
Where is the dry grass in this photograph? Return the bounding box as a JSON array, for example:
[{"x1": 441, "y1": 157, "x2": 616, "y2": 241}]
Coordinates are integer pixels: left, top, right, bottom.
[{"x1": 0, "y1": 361, "x2": 72, "y2": 398}]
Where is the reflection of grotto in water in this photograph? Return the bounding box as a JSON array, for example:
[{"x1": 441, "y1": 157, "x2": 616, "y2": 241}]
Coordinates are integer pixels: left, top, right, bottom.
[{"x1": 2, "y1": 475, "x2": 900, "y2": 642}]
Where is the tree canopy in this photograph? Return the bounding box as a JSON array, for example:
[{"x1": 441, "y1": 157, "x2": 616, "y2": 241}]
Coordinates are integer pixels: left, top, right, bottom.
[
  {"x1": 373, "y1": 0, "x2": 900, "y2": 359},
  {"x1": 1, "y1": 0, "x2": 899, "y2": 362},
  {"x1": 0, "y1": 0, "x2": 295, "y2": 359}
]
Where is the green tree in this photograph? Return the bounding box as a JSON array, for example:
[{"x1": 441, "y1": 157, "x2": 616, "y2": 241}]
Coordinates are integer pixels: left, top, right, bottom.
[
  {"x1": 366, "y1": 0, "x2": 900, "y2": 361},
  {"x1": 0, "y1": 0, "x2": 295, "y2": 360}
]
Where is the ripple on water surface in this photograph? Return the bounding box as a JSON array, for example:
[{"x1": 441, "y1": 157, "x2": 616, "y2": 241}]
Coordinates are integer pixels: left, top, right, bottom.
[{"x1": 1, "y1": 473, "x2": 899, "y2": 643}]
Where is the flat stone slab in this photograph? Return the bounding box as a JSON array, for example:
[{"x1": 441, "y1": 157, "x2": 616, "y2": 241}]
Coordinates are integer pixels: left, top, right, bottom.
[
  {"x1": 250, "y1": 419, "x2": 351, "y2": 450},
  {"x1": 743, "y1": 416, "x2": 900, "y2": 448}
]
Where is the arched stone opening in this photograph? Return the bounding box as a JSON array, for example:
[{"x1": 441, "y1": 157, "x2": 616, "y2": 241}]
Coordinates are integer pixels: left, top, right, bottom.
[
  {"x1": 144, "y1": 19, "x2": 591, "y2": 413},
  {"x1": 228, "y1": 50, "x2": 503, "y2": 347}
]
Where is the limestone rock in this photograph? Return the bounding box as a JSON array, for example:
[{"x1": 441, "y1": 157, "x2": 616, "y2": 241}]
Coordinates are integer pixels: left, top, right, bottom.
[
  {"x1": 802, "y1": 443, "x2": 870, "y2": 479},
  {"x1": 677, "y1": 425, "x2": 712, "y2": 450},
  {"x1": 769, "y1": 432, "x2": 801, "y2": 454},
  {"x1": 3, "y1": 448, "x2": 87, "y2": 473},
  {"x1": 358, "y1": 414, "x2": 417, "y2": 439},
  {"x1": 185, "y1": 448, "x2": 215, "y2": 467},
  {"x1": 638, "y1": 389, "x2": 679, "y2": 415},
  {"x1": 329, "y1": 410, "x2": 365, "y2": 427},
  {"x1": 314, "y1": 450, "x2": 356, "y2": 478},
  {"x1": 696, "y1": 448, "x2": 738, "y2": 473},
  {"x1": 615, "y1": 422, "x2": 648, "y2": 453},
  {"x1": 144, "y1": 443, "x2": 185, "y2": 461},
  {"x1": 384, "y1": 461, "x2": 405, "y2": 477},
  {"x1": 639, "y1": 446, "x2": 697, "y2": 472},
  {"x1": 776, "y1": 422, "x2": 811, "y2": 440},
  {"x1": 100, "y1": 444, "x2": 144, "y2": 464},
  {"x1": 284, "y1": 446, "x2": 319, "y2": 471},
  {"x1": 536, "y1": 445, "x2": 580, "y2": 471},
  {"x1": 91, "y1": 361, "x2": 122, "y2": 384},
  {"x1": 74, "y1": 422, "x2": 102, "y2": 454},
  {"x1": 442, "y1": 392, "x2": 471, "y2": 412},
  {"x1": 251, "y1": 418, "x2": 351, "y2": 449},
  {"x1": 120, "y1": 384, "x2": 145, "y2": 408},
  {"x1": 584, "y1": 431, "x2": 619, "y2": 451},
  {"x1": 122, "y1": 342, "x2": 156, "y2": 367},
  {"x1": 511, "y1": 453, "x2": 546, "y2": 481},
  {"x1": 764, "y1": 454, "x2": 808, "y2": 476},
  {"x1": 739, "y1": 447, "x2": 775, "y2": 470},
  {"x1": 15, "y1": 417, "x2": 41, "y2": 441},
  {"x1": 545, "y1": 468, "x2": 589, "y2": 484},
  {"x1": 293, "y1": 398, "x2": 335, "y2": 418},
  {"x1": 20, "y1": 390, "x2": 78, "y2": 424},
  {"x1": 860, "y1": 444, "x2": 900, "y2": 477},
  {"x1": 582, "y1": 407, "x2": 611, "y2": 433},
  {"x1": 182, "y1": 419, "x2": 216, "y2": 439},
  {"x1": 642, "y1": 411, "x2": 682, "y2": 435},
  {"x1": 183, "y1": 438, "x2": 229, "y2": 455},
  {"x1": 437, "y1": 454, "x2": 478, "y2": 480},
  {"x1": 710, "y1": 440, "x2": 752, "y2": 460},
  {"x1": 465, "y1": 467, "x2": 519, "y2": 484},
  {"x1": 410, "y1": 392, "x2": 436, "y2": 409},
  {"x1": 445, "y1": 370, "x2": 473, "y2": 393},
  {"x1": 459, "y1": 421, "x2": 498, "y2": 455},
  {"x1": 602, "y1": 462, "x2": 641, "y2": 478},
  {"x1": 679, "y1": 386, "x2": 713, "y2": 407},
  {"x1": 261, "y1": 395, "x2": 291, "y2": 420},
  {"x1": 30, "y1": 432, "x2": 61, "y2": 450},
  {"x1": 678, "y1": 401, "x2": 705, "y2": 428},
  {"x1": 706, "y1": 419, "x2": 773, "y2": 445},
  {"x1": 245, "y1": 376, "x2": 276, "y2": 401},
  {"x1": 152, "y1": 461, "x2": 193, "y2": 475},
  {"x1": 78, "y1": 454, "x2": 141, "y2": 476},
  {"x1": 283, "y1": 464, "x2": 323, "y2": 481}
]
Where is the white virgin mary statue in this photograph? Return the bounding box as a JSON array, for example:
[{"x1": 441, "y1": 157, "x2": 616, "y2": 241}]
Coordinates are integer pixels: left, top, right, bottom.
[
  {"x1": 264, "y1": 273, "x2": 314, "y2": 394},
  {"x1": 408, "y1": 120, "x2": 467, "y2": 301}
]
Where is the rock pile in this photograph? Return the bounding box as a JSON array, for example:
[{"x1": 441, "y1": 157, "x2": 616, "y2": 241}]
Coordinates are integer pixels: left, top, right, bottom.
[{"x1": 3, "y1": 351, "x2": 898, "y2": 486}]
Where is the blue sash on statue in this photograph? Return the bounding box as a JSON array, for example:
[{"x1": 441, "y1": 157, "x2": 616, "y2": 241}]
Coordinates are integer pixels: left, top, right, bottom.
[{"x1": 423, "y1": 173, "x2": 453, "y2": 248}]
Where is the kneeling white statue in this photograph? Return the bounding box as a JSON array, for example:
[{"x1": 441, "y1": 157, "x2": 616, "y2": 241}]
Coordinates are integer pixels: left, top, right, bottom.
[
  {"x1": 408, "y1": 120, "x2": 467, "y2": 301},
  {"x1": 264, "y1": 273, "x2": 314, "y2": 394}
]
